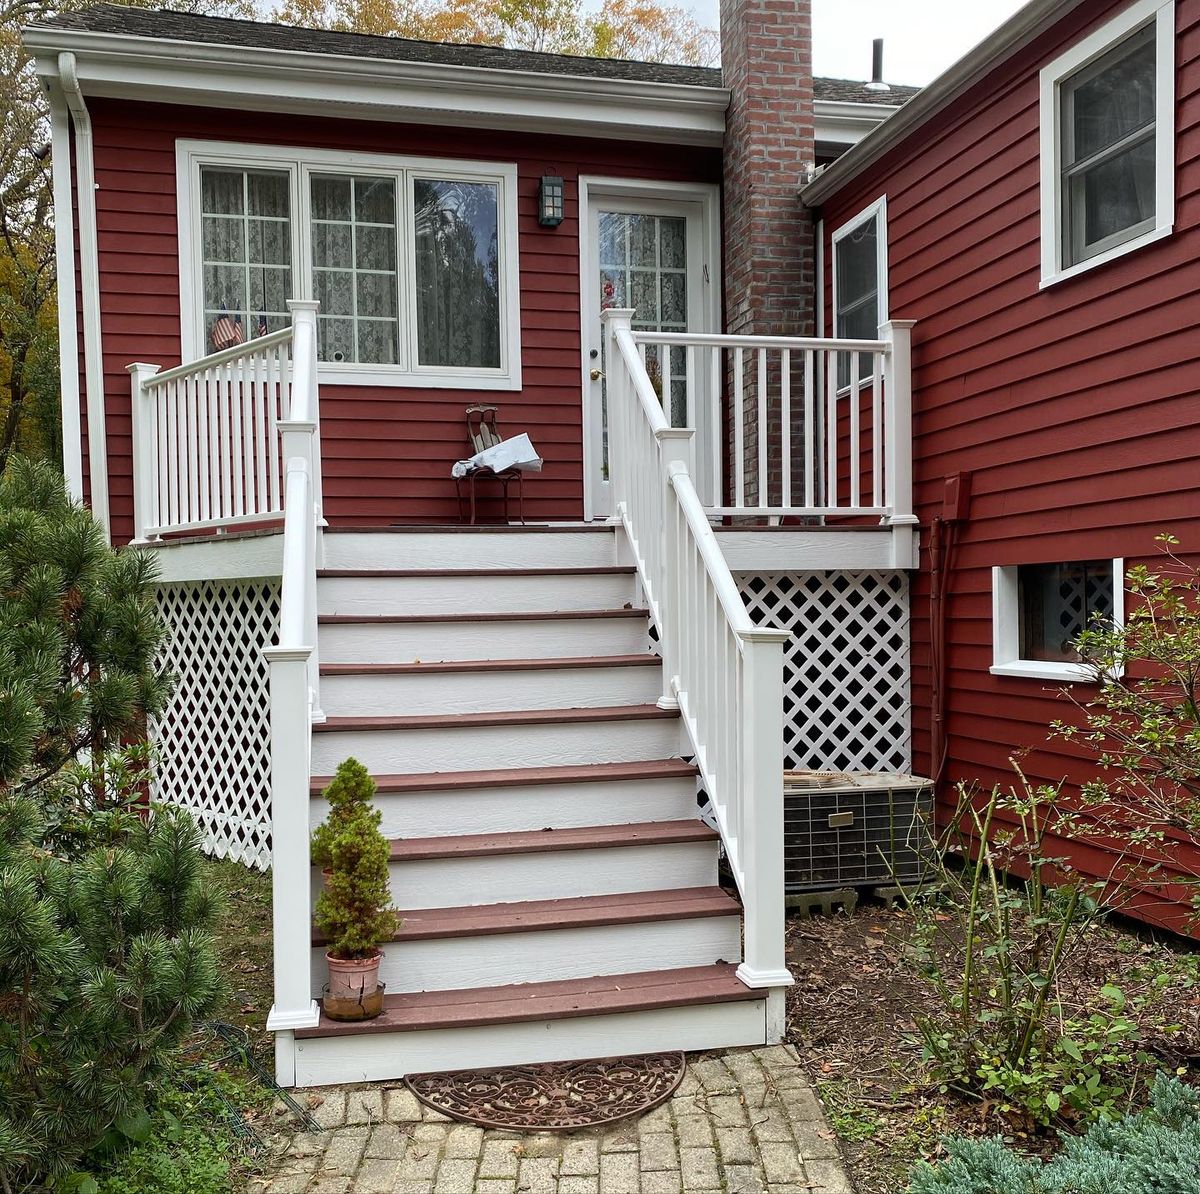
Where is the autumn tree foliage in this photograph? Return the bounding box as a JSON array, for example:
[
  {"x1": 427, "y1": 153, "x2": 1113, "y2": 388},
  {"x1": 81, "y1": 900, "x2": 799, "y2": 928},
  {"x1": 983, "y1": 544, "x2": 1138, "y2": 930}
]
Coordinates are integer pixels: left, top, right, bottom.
[{"x1": 272, "y1": 0, "x2": 720, "y2": 64}]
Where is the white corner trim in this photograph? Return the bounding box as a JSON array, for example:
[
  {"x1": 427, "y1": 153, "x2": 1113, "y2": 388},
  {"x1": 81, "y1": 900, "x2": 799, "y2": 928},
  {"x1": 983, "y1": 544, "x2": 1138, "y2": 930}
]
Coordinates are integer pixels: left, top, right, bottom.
[
  {"x1": 991, "y1": 559, "x2": 1125, "y2": 682},
  {"x1": 176, "y1": 140, "x2": 522, "y2": 387},
  {"x1": 48, "y1": 88, "x2": 83, "y2": 503},
  {"x1": 831, "y1": 195, "x2": 889, "y2": 340},
  {"x1": 24, "y1": 28, "x2": 728, "y2": 147},
  {"x1": 59, "y1": 52, "x2": 109, "y2": 535},
  {"x1": 1038, "y1": 0, "x2": 1175, "y2": 287}
]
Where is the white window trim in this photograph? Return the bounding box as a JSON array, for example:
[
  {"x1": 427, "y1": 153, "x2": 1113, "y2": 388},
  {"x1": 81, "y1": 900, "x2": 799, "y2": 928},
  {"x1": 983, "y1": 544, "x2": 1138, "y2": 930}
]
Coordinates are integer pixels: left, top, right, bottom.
[
  {"x1": 831, "y1": 195, "x2": 888, "y2": 392},
  {"x1": 991, "y1": 560, "x2": 1125, "y2": 682},
  {"x1": 176, "y1": 139, "x2": 522, "y2": 389},
  {"x1": 1039, "y1": 0, "x2": 1175, "y2": 289}
]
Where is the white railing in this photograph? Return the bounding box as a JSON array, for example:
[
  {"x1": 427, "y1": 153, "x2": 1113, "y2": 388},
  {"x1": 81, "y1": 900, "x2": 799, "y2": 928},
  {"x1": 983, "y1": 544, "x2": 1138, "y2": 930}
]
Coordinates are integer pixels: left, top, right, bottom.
[
  {"x1": 603, "y1": 307, "x2": 794, "y2": 1009},
  {"x1": 128, "y1": 302, "x2": 324, "y2": 542},
  {"x1": 631, "y1": 322, "x2": 914, "y2": 521},
  {"x1": 262, "y1": 300, "x2": 324, "y2": 1043}
]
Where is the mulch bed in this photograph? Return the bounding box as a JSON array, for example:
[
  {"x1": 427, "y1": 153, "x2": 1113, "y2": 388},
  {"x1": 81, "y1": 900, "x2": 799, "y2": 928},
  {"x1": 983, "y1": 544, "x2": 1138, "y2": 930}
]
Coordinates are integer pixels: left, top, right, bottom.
[{"x1": 784, "y1": 899, "x2": 1200, "y2": 1194}]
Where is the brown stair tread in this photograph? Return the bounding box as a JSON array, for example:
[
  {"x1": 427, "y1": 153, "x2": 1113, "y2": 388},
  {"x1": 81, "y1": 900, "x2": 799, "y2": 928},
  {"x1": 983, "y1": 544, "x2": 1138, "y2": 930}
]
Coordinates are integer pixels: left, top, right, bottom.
[
  {"x1": 312, "y1": 886, "x2": 741, "y2": 946},
  {"x1": 318, "y1": 607, "x2": 646, "y2": 625},
  {"x1": 388, "y1": 819, "x2": 717, "y2": 862},
  {"x1": 309, "y1": 758, "x2": 699, "y2": 796},
  {"x1": 318, "y1": 566, "x2": 636, "y2": 577},
  {"x1": 295, "y1": 963, "x2": 756, "y2": 1038},
  {"x1": 320, "y1": 654, "x2": 661, "y2": 676},
  {"x1": 312, "y1": 704, "x2": 678, "y2": 733}
]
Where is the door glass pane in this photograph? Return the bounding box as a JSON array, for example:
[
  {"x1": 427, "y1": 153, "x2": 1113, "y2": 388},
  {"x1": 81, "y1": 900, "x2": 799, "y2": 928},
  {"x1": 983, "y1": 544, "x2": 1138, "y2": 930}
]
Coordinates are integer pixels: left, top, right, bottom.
[
  {"x1": 835, "y1": 216, "x2": 880, "y2": 387},
  {"x1": 598, "y1": 211, "x2": 689, "y2": 434},
  {"x1": 413, "y1": 178, "x2": 501, "y2": 369}
]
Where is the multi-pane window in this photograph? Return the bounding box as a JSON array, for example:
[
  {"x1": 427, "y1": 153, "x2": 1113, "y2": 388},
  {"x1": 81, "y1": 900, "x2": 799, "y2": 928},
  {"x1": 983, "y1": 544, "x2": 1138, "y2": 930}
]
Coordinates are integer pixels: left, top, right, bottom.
[
  {"x1": 832, "y1": 200, "x2": 886, "y2": 387},
  {"x1": 1041, "y1": 0, "x2": 1174, "y2": 284},
  {"x1": 1017, "y1": 561, "x2": 1116, "y2": 663},
  {"x1": 414, "y1": 179, "x2": 501, "y2": 369},
  {"x1": 1060, "y1": 25, "x2": 1157, "y2": 267},
  {"x1": 199, "y1": 167, "x2": 293, "y2": 351},
  {"x1": 310, "y1": 174, "x2": 400, "y2": 366},
  {"x1": 598, "y1": 211, "x2": 688, "y2": 423},
  {"x1": 185, "y1": 147, "x2": 518, "y2": 385}
]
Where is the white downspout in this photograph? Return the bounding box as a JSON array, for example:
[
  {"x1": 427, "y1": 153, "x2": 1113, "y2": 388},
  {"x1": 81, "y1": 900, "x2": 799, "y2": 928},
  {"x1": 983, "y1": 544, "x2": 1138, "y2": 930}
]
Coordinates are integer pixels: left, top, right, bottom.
[
  {"x1": 58, "y1": 51, "x2": 109, "y2": 535},
  {"x1": 48, "y1": 86, "x2": 83, "y2": 502}
]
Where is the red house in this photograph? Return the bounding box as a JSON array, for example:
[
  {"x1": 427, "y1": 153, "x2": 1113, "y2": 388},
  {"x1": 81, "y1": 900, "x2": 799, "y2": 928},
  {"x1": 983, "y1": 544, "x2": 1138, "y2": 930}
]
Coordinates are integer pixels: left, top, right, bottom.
[
  {"x1": 803, "y1": 0, "x2": 1198, "y2": 932},
  {"x1": 24, "y1": 0, "x2": 1194, "y2": 1087}
]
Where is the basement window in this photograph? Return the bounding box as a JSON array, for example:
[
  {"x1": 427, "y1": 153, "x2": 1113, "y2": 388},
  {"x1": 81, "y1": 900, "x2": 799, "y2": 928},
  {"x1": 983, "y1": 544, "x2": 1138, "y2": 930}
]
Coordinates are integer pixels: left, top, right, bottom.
[
  {"x1": 831, "y1": 196, "x2": 887, "y2": 388},
  {"x1": 991, "y1": 560, "x2": 1123, "y2": 681},
  {"x1": 1040, "y1": 0, "x2": 1175, "y2": 286}
]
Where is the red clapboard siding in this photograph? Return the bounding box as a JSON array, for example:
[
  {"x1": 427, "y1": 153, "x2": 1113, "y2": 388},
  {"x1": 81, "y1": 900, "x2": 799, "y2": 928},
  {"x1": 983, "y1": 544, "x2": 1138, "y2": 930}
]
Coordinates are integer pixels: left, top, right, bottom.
[
  {"x1": 818, "y1": 0, "x2": 1200, "y2": 933},
  {"x1": 81, "y1": 98, "x2": 721, "y2": 541}
]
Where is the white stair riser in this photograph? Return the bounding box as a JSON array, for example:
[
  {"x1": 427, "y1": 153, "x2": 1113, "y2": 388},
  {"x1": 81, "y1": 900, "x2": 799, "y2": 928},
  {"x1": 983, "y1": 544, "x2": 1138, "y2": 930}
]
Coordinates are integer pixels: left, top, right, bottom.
[
  {"x1": 318, "y1": 617, "x2": 648, "y2": 664},
  {"x1": 310, "y1": 916, "x2": 742, "y2": 994},
  {"x1": 317, "y1": 572, "x2": 635, "y2": 616},
  {"x1": 378, "y1": 841, "x2": 717, "y2": 907},
  {"x1": 310, "y1": 776, "x2": 699, "y2": 838},
  {"x1": 310, "y1": 717, "x2": 681, "y2": 774},
  {"x1": 290, "y1": 998, "x2": 768, "y2": 1086},
  {"x1": 319, "y1": 664, "x2": 661, "y2": 717},
  {"x1": 321, "y1": 531, "x2": 616, "y2": 571}
]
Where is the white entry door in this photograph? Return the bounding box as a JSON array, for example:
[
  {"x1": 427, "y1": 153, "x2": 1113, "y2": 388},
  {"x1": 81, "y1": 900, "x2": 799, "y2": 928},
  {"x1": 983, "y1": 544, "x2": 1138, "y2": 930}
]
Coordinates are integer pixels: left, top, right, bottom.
[{"x1": 580, "y1": 184, "x2": 718, "y2": 521}]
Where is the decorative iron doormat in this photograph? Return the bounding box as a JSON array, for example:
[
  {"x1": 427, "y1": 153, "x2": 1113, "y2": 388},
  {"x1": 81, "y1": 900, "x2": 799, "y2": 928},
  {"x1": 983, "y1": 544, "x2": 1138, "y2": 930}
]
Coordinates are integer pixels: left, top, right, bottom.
[{"x1": 404, "y1": 1052, "x2": 686, "y2": 1131}]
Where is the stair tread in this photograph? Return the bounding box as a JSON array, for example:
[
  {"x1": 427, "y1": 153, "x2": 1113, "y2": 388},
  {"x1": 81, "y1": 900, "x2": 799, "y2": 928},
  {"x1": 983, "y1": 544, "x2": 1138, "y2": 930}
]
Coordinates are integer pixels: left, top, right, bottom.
[
  {"x1": 318, "y1": 566, "x2": 636, "y2": 577},
  {"x1": 312, "y1": 704, "x2": 678, "y2": 733},
  {"x1": 294, "y1": 963, "x2": 756, "y2": 1038},
  {"x1": 320, "y1": 654, "x2": 661, "y2": 677},
  {"x1": 318, "y1": 607, "x2": 646, "y2": 625},
  {"x1": 309, "y1": 758, "x2": 699, "y2": 795},
  {"x1": 312, "y1": 886, "x2": 741, "y2": 945},
  {"x1": 388, "y1": 819, "x2": 717, "y2": 861}
]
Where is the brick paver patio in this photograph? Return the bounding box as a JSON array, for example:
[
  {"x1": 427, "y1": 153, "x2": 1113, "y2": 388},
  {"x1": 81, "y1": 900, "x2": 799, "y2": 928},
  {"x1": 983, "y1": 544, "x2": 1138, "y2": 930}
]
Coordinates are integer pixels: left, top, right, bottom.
[{"x1": 253, "y1": 1045, "x2": 852, "y2": 1194}]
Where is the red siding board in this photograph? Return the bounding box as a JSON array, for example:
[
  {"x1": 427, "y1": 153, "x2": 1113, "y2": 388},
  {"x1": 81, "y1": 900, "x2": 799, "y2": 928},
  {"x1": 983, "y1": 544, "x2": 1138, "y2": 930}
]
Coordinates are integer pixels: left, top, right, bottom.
[
  {"x1": 83, "y1": 98, "x2": 719, "y2": 539},
  {"x1": 819, "y1": 0, "x2": 1200, "y2": 932}
]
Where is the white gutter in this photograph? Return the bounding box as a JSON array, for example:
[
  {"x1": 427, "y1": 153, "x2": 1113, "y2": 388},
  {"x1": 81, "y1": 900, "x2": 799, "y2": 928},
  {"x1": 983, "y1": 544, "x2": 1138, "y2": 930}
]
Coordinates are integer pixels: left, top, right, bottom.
[
  {"x1": 24, "y1": 28, "x2": 730, "y2": 146},
  {"x1": 802, "y1": 0, "x2": 1090, "y2": 206},
  {"x1": 58, "y1": 51, "x2": 108, "y2": 535},
  {"x1": 48, "y1": 86, "x2": 83, "y2": 502}
]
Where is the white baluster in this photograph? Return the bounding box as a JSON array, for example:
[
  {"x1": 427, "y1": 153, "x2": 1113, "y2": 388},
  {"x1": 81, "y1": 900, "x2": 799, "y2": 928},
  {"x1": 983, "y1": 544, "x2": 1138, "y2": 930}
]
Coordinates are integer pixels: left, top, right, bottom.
[
  {"x1": 756, "y1": 348, "x2": 767, "y2": 510},
  {"x1": 733, "y1": 348, "x2": 745, "y2": 508},
  {"x1": 781, "y1": 350, "x2": 791, "y2": 511},
  {"x1": 849, "y1": 349, "x2": 861, "y2": 510},
  {"x1": 803, "y1": 350, "x2": 815, "y2": 509}
]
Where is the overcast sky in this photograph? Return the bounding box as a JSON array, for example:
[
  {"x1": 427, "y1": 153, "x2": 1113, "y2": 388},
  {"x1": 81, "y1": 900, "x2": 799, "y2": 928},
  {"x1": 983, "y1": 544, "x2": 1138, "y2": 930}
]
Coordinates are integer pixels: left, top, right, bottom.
[{"x1": 675, "y1": 0, "x2": 1032, "y2": 85}]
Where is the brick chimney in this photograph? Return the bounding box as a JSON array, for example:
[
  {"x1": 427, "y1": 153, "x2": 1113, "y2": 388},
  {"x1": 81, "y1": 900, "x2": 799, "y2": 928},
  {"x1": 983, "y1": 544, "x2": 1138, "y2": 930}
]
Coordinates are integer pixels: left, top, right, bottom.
[{"x1": 720, "y1": 0, "x2": 816, "y2": 339}]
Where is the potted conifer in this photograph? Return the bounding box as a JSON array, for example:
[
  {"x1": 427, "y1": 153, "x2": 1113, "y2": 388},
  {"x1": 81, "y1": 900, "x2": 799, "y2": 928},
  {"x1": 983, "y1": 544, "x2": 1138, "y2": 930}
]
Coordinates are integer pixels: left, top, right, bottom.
[{"x1": 311, "y1": 758, "x2": 400, "y2": 1020}]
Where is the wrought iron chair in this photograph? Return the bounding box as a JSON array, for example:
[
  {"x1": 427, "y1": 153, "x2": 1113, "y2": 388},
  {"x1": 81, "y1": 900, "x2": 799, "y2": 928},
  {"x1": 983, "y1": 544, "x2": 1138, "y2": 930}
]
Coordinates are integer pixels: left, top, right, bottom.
[{"x1": 456, "y1": 405, "x2": 527, "y2": 525}]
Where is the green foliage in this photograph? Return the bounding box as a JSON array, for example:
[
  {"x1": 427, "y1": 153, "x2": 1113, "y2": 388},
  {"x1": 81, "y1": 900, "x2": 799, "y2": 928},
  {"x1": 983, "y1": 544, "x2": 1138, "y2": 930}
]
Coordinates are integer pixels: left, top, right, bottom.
[
  {"x1": 312, "y1": 758, "x2": 400, "y2": 959},
  {"x1": 0, "y1": 457, "x2": 171, "y2": 790},
  {"x1": 900, "y1": 775, "x2": 1159, "y2": 1127},
  {"x1": 0, "y1": 800, "x2": 222, "y2": 1192},
  {"x1": 1050, "y1": 534, "x2": 1200, "y2": 916},
  {"x1": 907, "y1": 1074, "x2": 1200, "y2": 1193}
]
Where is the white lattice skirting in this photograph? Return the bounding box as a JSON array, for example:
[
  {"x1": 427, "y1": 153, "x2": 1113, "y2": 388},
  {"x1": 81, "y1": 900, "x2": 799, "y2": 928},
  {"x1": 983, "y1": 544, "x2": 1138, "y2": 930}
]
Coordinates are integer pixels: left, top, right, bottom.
[
  {"x1": 737, "y1": 571, "x2": 912, "y2": 773},
  {"x1": 152, "y1": 580, "x2": 280, "y2": 869}
]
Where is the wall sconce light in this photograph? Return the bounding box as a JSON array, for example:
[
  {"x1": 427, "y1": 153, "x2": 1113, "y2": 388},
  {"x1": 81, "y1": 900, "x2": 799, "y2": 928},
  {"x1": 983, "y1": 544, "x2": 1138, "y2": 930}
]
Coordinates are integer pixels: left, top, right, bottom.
[{"x1": 538, "y1": 175, "x2": 565, "y2": 227}]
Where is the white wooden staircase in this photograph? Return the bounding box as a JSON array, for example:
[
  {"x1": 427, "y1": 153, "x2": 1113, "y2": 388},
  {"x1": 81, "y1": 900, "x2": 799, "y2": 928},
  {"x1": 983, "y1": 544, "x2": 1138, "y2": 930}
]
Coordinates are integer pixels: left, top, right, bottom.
[{"x1": 289, "y1": 525, "x2": 770, "y2": 1087}]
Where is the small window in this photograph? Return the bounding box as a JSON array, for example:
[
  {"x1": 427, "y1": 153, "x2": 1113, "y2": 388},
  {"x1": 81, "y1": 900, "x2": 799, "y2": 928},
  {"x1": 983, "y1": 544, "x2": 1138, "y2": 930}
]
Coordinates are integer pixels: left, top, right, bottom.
[
  {"x1": 831, "y1": 197, "x2": 887, "y2": 387},
  {"x1": 992, "y1": 560, "x2": 1124, "y2": 680},
  {"x1": 1040, "y1": 0, "x2": 1174, "y2": 286}
]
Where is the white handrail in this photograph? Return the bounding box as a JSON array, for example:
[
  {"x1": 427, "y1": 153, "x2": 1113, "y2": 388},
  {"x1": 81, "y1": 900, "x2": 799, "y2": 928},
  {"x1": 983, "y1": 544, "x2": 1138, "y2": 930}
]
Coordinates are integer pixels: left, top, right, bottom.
[{"x1": 603, "y1": 307, "x2": 794, "y2": 1019}]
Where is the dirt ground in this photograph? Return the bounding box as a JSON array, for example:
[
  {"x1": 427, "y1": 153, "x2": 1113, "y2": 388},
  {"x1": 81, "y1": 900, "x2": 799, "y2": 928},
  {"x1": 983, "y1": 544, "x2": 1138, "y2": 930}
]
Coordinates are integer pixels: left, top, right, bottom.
[{"x1": 784, "y1": 897, "x2": 1200, "y2": 1194}]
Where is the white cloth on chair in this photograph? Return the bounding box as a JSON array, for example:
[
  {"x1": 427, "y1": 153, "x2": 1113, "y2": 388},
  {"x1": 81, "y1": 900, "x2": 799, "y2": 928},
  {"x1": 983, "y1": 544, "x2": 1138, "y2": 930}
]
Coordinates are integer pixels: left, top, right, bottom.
[{"x1": 452, "y1": 433, "x2": 544, "y2": 478}]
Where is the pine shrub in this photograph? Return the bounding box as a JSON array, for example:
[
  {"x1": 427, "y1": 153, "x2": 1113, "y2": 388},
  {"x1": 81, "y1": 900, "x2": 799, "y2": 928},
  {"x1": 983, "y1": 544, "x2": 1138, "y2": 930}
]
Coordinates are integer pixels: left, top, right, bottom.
[
  {"x1": 312, "y1": 759, "x2": 400, "y2": 958},
  {"x1": 907, "y1": 1074, "x2": 1200, "y2": 1193}
]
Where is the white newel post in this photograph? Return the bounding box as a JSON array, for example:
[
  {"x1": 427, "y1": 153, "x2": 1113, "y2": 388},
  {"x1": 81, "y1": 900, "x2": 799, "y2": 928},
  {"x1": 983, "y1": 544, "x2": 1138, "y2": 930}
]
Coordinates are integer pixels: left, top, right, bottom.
[
  {"x1": 736, "y1": 627, "x2": 794, "y2": 1040},
  {"x1": 601, "y1": 308, "x2": 635, "y2": 518},
  {"x1": 287, "y1": 300, "x2": 324, "y2": 526},
  {"x1": 881, "y1": 319, "x2": 918, "y2": 568},
  {"x1": 127, "y1": 362, "x2": 160, "y2": 543},
  {"x1": 655, "y1": 433, "x2": 694, "y2": 710}
]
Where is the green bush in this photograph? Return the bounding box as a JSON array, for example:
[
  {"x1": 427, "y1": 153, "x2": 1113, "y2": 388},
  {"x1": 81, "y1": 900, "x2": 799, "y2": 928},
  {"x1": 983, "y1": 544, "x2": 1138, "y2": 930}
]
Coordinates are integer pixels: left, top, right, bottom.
[
  {"x1": 907, "y1": 1073, "x2": 1200, "y2": 1193},
  {"x1": 312, "y1": 758, "x2": 400, "y2": 958}
]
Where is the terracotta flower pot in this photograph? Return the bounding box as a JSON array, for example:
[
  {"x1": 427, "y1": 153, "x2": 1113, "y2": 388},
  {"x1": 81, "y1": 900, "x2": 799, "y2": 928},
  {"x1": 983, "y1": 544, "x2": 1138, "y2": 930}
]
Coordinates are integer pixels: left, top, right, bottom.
[{"x1": 326, "y1": 948, "x2": 383, "y2": 1002}]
